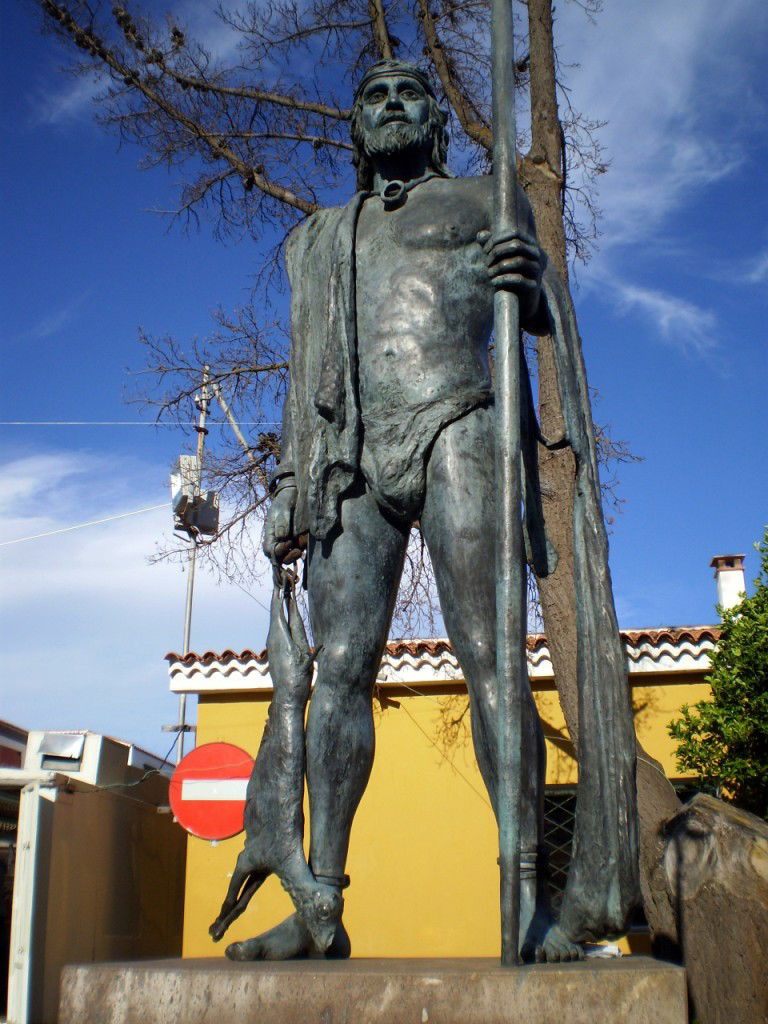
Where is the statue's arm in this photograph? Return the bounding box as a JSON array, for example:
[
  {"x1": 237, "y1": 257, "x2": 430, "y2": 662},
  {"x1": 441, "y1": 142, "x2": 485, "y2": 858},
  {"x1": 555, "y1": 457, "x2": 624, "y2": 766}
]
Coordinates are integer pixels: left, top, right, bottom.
[
  {"x1": 268, "y1": 396, "x2": 296, "y2": 495},
  {"x1": 269, "y1": 216, "x2": 312, "y2": 495},
  {"x1": 264, "y1": 396, "x2": 301, "y2": 565},
  {"x1": 263, "y1": 222, "x2": 308, "y2": 564},
  {"x1": 479, "y1": 182, "x2": 547, "y2": 330}
]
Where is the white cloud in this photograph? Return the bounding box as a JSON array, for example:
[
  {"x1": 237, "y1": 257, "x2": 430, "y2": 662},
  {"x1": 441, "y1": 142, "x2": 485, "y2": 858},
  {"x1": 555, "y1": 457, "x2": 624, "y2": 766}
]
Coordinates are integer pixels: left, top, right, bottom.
[
  {"x1": 31, "y1": 1, "x2": 241, "y2": 128},
  {"x1": 32, "y1": 74, "x2": 105, "y2": 126},
  {"x1": 179, "y1": 0, "x2": 242, "y2": 61},
  {"x1": 29, "y1": 0, "x2": 240, "y2": 130},
  {"x1": 0, "y1": 450, "x2": 271, "y2": 754},
  {"x1": 604, "y1": 278, "x2": 717, "y2": 356},
  {"x1": 0, "y1": 452, "x2": 92, "y2": 512},
  {"x1": 558, "y1": 0, "x2": 766, "y2": 252},
  {"x1": 744, "y1": 249, "x2": 768, "y2": 284},
  {"x1": 25, "y1": 291, "x2": 92, "y2": 341},
  {"x1": 550, "y1": 0, "x2": 766, "y2": 356}
]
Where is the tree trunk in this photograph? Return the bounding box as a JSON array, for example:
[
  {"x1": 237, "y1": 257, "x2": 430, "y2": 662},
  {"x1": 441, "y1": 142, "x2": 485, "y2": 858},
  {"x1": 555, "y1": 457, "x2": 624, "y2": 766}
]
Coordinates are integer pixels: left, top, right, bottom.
[
  {"x1": 524, "y1": 8, "x2": 768, "y2": 1024},
  {"x1": 523, "y1": 0, "x2": 579, "y2": 752},
  {"x1": 524, "y1": 0, "x2": 684, "y2": 941}
]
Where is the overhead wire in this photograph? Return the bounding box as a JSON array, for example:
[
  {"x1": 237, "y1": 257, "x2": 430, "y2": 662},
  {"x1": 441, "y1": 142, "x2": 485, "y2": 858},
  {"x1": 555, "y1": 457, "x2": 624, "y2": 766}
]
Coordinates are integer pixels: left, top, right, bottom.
[
  {"x1": 0, "y1": 420, "x2": 280, "y2": 426},
  {"x1": 0, "y1": 503, "x2": 168, "y2": 547},
  {"x1": 382, "y1": 678, "x2": 492, "y2": 808}
]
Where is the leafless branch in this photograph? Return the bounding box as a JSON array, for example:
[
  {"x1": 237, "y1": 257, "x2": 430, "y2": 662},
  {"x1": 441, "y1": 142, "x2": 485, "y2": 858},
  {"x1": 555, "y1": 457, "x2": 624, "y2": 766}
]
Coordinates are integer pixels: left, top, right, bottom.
[
  {"x1": 36, "y1": 0, "x2": 625, "y2": 630},
  {"x1": 416, "y1": 0, "x2": 492, "y2": 151}
]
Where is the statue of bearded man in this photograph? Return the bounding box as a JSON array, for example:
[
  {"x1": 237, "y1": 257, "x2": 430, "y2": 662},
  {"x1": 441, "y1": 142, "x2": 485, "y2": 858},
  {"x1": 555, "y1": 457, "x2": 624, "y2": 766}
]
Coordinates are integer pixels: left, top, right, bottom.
[{"x1": 226, "y1": 59, "x2": 639, "y2": 963}]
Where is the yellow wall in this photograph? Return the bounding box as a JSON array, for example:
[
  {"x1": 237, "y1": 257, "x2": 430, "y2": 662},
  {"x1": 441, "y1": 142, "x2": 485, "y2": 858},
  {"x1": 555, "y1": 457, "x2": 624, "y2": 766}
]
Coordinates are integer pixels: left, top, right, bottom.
[{"x1": 182, "y1": 675, "x2": 710, "y2": 959}]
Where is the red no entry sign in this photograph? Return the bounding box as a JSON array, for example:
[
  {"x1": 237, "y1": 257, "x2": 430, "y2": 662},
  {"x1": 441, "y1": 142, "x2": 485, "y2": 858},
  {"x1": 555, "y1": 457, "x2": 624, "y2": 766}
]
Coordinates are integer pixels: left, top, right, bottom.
[{"x1": 169, "y1": 742, "x2": 254, "y2": 840}]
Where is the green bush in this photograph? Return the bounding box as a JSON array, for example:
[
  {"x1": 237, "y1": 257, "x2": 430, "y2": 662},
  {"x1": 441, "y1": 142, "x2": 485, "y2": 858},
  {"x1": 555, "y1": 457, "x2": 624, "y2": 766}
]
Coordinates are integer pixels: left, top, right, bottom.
[{"x1": 668, "y1": 530, "x2": 768, "y2": 819}]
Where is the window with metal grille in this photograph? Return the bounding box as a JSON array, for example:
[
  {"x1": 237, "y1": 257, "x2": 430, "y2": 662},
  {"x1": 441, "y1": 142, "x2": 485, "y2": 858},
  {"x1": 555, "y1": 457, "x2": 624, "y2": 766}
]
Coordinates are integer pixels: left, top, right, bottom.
[
  {"x1": 544, "y1": 785, "x2": 660, "y2": 932},
  {"x1": 543, "y1": 786, "x2": 576, "y2": 913}
]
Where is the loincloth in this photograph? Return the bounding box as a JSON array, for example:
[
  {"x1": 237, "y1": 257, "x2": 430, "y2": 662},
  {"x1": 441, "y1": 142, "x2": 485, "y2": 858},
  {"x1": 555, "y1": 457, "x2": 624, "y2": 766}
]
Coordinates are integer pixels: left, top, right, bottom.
[{"x1": 360, "y1": 388, "x2": 492, "y2": 521}]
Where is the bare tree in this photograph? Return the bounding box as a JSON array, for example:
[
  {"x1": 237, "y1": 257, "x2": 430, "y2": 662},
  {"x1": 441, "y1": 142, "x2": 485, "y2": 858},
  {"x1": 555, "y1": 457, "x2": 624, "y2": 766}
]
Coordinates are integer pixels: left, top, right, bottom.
[
  {"x1": 36, "y1": 4, "x2": 766, "y2": 1020},
  {"x1": 36, "y1": 0, "x2": 614, "y2": 758},
  {"x1": 39, "y1": 0, "x2": 606, "y2": 624}
]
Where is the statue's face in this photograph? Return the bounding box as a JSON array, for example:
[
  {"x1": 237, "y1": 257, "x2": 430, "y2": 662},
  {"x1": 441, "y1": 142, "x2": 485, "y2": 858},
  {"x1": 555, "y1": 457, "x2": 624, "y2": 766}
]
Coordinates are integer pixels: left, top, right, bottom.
[
  {"x1": 361, "y1": 74, "x2": 430, "y2": 133},
  {"x1": 360, "y1": 75, "x2": 431, "y2": 159}
]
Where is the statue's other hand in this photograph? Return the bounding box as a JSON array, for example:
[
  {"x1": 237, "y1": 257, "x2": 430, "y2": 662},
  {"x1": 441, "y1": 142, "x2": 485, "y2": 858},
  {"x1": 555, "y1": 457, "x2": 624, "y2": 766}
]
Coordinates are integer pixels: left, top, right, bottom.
[
  {"x1": 477, "y1": 229, "x2": 542, "y2": 319},
  {"x1": 263, "y1": 484, "x2": 302, "y2": 564}
]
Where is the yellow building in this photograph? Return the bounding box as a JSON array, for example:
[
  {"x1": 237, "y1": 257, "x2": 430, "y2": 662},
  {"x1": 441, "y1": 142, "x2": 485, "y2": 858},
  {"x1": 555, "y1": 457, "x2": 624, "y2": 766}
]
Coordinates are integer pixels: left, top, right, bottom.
[{"x1": 168, "y1": 623, "x2": 718, "y2": 960}]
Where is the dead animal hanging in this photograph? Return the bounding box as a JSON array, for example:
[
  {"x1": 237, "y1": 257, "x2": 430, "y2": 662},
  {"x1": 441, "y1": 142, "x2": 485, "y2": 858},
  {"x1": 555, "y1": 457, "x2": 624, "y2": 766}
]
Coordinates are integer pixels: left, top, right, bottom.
[{"x1": 208, "y1": 569, "x2": 341, "y2": 953}]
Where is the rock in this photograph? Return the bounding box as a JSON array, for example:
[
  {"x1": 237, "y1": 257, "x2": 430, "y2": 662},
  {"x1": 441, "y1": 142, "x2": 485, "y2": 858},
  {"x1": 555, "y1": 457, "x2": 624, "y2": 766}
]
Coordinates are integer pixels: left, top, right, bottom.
[{"x1": 661, "y1": 794, "x2": 768, "y2": 1024}]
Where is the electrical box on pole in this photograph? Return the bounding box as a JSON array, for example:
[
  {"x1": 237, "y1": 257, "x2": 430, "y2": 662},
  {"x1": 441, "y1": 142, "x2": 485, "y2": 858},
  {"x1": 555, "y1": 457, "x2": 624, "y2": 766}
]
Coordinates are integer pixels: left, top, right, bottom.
[{"x1": 170, "y1": 455, "x2": 220, "y2": 537}]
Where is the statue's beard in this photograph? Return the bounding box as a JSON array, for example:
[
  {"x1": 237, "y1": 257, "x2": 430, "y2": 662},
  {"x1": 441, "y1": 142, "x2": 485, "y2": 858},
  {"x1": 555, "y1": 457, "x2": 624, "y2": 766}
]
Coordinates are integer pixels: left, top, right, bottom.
[{"x1": 363, "y1": 121, "x2": 433, "y2": 163}]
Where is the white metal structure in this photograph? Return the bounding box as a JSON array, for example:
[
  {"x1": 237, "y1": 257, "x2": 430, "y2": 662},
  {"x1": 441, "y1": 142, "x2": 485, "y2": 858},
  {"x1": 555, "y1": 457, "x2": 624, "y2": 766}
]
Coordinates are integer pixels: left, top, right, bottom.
[{"x1": 3, "y1": 733, "x2": 182, "y2": 1024}]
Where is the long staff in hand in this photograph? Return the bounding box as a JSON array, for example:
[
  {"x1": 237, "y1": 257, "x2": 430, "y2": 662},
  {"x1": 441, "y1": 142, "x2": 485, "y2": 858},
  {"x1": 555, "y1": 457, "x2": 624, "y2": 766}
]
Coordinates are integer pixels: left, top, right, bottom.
[{"x1": 491, "y1": 0, "x2": 527, "y2": 968}]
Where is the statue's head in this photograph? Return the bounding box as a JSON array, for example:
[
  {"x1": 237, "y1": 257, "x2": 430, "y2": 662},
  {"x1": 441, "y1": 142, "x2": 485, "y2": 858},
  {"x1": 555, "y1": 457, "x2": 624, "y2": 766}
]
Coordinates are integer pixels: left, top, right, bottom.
[{"x1": 351, "y1": 60, "x2": 451, "y2": 191}]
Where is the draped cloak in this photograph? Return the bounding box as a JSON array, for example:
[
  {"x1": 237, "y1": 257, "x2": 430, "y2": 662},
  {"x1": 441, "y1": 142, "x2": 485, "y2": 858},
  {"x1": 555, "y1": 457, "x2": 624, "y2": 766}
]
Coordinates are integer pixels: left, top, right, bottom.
[{"x1": 276, "y1": 192, "x2": 641, "y2": 941}]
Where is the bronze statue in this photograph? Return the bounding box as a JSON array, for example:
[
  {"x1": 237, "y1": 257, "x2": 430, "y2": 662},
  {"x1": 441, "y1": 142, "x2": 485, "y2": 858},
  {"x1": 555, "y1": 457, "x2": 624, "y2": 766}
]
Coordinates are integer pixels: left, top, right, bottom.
[{"x1": 211, "y1": 59, "x2": 640, "y2": 964}]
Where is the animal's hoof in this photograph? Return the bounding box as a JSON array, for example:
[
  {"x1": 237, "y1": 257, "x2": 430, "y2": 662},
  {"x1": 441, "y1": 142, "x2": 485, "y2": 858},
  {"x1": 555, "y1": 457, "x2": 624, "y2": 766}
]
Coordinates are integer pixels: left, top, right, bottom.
[
  {"x1": 323, "y1": 920, "x2": 351, "y2": 960},
  {"x1": 209, "y1": 920, "x2": 225, "y2": 942}
]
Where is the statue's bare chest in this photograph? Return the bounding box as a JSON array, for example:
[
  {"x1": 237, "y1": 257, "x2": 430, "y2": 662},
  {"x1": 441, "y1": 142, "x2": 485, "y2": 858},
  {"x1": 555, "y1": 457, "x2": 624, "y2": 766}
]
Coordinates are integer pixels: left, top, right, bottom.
[
  {"x1": 353, "y1": 177, "x2": 495, "y2": 411},
  {"x1": 356, "y1": 177, "x2": 491, "y2": 256}
]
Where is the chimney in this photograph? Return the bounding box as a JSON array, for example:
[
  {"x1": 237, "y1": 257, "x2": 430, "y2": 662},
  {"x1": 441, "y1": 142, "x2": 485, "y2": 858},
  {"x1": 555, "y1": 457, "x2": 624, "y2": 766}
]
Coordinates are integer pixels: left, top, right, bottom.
[{"x1": 710, "y1": 554, "x2": 746, "y2": 611}]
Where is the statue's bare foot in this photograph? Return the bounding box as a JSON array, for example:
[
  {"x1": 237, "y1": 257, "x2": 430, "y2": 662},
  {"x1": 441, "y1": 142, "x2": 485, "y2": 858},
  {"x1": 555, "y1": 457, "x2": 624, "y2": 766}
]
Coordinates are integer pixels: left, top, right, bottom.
[
  {"x1": 225, "y1": 912, "x2": 350, "y2": 962},
  {"x1": 521, "y1": 909, "x2": 583, "y2": 963}
]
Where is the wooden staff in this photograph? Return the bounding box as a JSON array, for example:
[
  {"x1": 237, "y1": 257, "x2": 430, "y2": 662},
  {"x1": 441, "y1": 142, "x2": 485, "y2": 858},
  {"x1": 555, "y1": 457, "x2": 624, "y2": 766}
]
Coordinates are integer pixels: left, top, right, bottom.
[{"x1": 491, "y1": 0, "x2": 526, "y2": 967}]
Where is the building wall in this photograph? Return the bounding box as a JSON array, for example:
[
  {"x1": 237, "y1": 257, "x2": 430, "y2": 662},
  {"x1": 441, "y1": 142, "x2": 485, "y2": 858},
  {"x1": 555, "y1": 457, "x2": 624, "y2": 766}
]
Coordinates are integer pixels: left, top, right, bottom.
[
  {"x1": 181, "y1": 672, "x2": 710, "y2": 959},
  {"x1": 18, "y1": 782, "x2": 186, "y2": 1024}
]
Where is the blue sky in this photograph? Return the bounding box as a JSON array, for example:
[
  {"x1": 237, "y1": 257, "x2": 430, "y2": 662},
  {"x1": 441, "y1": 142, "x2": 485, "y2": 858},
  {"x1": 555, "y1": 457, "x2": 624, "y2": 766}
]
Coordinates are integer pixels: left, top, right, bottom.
[{"x1": 1, "y1": 0, "x2": 766, "y2": 756}]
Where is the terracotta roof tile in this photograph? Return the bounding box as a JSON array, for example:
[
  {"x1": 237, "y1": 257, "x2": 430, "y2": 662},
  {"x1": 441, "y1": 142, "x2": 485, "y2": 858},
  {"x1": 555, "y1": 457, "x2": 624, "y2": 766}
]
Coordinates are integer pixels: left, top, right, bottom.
[
  {"x1": 167, "y1": 625, "x2": 720, "y2": 666},
  {"x1": 166, "y1": 647, "x2": 269, "y2": 667}
]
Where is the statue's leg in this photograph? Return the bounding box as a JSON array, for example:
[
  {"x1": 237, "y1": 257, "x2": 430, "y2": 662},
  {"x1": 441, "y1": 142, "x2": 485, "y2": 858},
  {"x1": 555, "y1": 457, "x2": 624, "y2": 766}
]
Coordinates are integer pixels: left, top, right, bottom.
[
  {"x1": 227, "y1": 485, "x2": 408, "y2": 962},
  {"x1": 421, "y1": 407, "x2": 580, "y2": 962},
  {"x1": 306, "y1": 485, "x2": 409, "y2": 883}
]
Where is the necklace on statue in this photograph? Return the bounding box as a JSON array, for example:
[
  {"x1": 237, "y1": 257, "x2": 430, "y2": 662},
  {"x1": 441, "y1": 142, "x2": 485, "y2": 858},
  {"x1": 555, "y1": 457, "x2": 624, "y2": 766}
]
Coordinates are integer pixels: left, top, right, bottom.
[{"x1": 379, "y1": 172, "x2": 439, "y2": 210}]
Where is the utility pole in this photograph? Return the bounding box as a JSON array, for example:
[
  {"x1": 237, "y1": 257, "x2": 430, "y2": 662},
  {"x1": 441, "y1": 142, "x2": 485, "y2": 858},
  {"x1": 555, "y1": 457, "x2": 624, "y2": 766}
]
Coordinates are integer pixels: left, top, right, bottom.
[
  {"x1": 179, "y1": 366, "x2": 210, "y2": 760},
  {"x1": 210, "y1": 381, "x2": 258, "y2": 467},
  {"x1": 166, "y1": 366, "x2": 216, "y2": 763},
  {"x1": 164, "y1": 373, "x2": 259, "y2": 764}
]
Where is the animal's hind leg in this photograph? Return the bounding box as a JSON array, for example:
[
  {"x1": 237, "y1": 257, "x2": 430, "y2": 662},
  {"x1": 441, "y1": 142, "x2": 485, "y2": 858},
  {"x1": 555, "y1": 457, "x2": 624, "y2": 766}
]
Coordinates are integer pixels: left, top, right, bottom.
[
  {"x1": 209, "y1": 848, "x2": 268, "y2": 941},
  {"x1": 224, "y1": 487, "x2": 408, "y2": 962}
]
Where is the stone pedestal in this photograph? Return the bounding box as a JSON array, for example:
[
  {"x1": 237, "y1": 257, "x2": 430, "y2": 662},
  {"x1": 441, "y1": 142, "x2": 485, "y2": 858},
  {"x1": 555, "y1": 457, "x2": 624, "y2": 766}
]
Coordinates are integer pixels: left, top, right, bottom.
[{"x1": 59, "y1": 956, "x2": 686, "y2": 1024}]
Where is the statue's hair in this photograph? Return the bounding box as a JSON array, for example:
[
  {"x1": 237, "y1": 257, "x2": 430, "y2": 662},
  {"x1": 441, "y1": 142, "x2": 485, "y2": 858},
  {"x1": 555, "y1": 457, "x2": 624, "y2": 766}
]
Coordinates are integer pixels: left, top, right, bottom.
[{"x1": 350, "y1": 68, "x2": 451, "y2": 192}]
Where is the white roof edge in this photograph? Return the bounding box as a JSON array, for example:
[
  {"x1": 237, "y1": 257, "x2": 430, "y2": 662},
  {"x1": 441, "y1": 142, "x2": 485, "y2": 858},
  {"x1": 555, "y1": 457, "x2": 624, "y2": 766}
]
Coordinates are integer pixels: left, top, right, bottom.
[{"x1": 169, "y1": 635, "x2": 716, "y2": 696}]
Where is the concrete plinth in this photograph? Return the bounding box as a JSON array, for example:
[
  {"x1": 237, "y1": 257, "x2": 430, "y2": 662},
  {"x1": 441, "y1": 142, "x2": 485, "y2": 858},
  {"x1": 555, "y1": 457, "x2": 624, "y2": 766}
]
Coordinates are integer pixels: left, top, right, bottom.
[{"x1": 59, "y1": 956, "x2": 687, "y2": 1024}]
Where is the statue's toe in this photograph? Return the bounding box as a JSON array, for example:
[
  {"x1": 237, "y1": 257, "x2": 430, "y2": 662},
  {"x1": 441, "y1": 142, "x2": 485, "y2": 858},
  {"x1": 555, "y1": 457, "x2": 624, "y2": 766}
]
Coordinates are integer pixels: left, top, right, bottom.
[
  {"x1": 539, "y1": 925, "x2": 584, "y2": 962},
  {"x1": 523, "y1": 920, "x2": 584, "y2": 963}
]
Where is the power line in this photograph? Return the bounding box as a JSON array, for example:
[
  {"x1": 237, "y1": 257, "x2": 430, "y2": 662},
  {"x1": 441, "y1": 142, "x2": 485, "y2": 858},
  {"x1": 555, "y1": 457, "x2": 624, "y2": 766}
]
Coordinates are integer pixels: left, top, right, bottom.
[
  {"x1": 0, "y1": 421, "x2": 173, "y2": 426},
  {"x1": 0, "y1": 503, "x2": 168, "y2": 547},
  {"x1": 230, "y1": 576, "x2": 270, "y2": 615},
  {"x1": 385, "y1": 679, "x2": 492, "y2": 808},
  {"x1": 0, "y1": 420, "x2": 281, "y2": 426}
]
